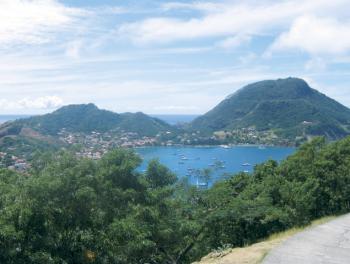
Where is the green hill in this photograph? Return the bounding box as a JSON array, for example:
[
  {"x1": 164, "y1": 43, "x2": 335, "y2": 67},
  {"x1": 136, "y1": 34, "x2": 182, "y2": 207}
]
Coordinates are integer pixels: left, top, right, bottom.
[
  {"x1": 0, "y1": 103, "x2": 175, "y2": 138},
  {"x1": 191, "y1": 78, "x2": 350, "y2": 140}
]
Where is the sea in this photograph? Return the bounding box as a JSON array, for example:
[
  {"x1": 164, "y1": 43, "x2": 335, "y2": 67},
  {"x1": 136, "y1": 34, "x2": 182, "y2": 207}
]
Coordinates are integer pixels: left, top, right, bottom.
[
  {"x1": 136, "y1": 146, "x2": 295, "y2": 186},
  {"x1": 0, "y1": 115, "x2": 31, "y2": 124}
]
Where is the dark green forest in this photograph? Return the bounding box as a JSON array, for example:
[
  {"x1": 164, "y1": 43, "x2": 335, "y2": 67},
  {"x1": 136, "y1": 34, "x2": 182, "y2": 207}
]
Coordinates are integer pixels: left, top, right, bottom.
[{"x1": 1, "y1": 136, "x2": 350, "y2": 263}]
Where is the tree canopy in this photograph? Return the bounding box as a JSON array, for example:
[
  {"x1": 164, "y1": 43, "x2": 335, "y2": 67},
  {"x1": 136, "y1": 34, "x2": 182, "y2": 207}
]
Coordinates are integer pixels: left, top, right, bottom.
[{"x1": 0, "y1": 137, "x2": 350, "y2": 263}]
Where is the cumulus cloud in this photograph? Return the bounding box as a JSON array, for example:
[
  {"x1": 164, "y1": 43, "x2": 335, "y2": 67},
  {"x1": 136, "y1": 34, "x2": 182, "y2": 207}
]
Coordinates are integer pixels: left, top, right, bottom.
[
  {"x1": 217, "y1": 34, "x2": 251, "y2": 49},
  {"x1": 0, "y1": 0, "x2": 85, "y2": 45},
  {"x1": 0, "y1": 96, "x2": 63, "y2": 111},
  {"x1": 270, "y1": 15, "x2": 350, "y2": 55},
  {"x1": 118, "y1": 0, "x2": 349, "y2": 45}
]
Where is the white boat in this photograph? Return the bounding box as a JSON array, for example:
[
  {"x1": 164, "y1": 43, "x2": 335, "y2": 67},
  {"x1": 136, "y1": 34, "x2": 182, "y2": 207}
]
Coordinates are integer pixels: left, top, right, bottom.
[{"x1": 242, "y1": 163, "x2": 252, "y2": 166}]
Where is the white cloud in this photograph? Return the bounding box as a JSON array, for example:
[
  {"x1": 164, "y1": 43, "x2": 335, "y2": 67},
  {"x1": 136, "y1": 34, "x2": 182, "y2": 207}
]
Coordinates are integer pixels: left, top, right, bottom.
[
  {"x1": 0, "y1": 0, "x2": 85, "y2": 46},
  {"x1": 217, "y1": 34, "x2": 251, "y2": 49},
  {"x1": 65, "y1": 40, "x2": 83, "y2": 59},
  {"x1": 161, "y1": 2, "x2": 225, "y2": 13},
  {"x1": 118, "y1": 0, "x2": 350, "y2": 45},
  {"x1": 0, "y1": 96, "x2": 63, "y2": 110},
  {"x1": 239, "y1": 52, "x2": 257, "y2": 64},
  {"x1": 304, "y1": 57, "x2": 327, "y2": 71},
  {"x1": 270, "y1": 15, "x2": 350, "y2": 55}
]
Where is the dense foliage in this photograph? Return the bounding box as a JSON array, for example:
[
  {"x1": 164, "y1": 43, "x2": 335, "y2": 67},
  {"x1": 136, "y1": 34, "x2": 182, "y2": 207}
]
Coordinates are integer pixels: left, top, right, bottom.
[
  {"x1": 191, "y1": 78, "x2": 350, "y2": 139},
  {"x1": 0, "y1": 150, "x2": 202, "y2": 263},
  {"x1": 199, "y1": 136, "x2": 350, "y2": 249},
  {"x1": 0, "y1": 137, "x2": 350, "y2": 263},
  {"x1": 0, "y1": 136, "x2": 60, "y2": 164}
]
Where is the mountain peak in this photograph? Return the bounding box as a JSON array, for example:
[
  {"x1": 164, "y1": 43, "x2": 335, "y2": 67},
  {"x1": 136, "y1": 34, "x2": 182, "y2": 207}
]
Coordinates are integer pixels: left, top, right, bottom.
[
  {"x1": 10, "y1": 103, "x2": 175, "y2": 137},
  {"x1": 191, "y1": 77, "x2": 350, "y2": 140},
  {"x1": 230, "y1": 77, "x2": 313, "y2": 101},
  {"x1": 54, "y1": 103, "x2": 99, "y2": 114}
]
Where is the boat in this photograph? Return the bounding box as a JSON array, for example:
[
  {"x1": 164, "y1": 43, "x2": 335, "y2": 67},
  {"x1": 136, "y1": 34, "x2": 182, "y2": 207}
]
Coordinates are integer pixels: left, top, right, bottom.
[
  {"x1": 242, "y1": 163, "x2": 252, "y2": 166},
  {"x1": 220, "y1": 145, "x2": 230, "y2": 149},
  {"x1": 243, "y1": 170, "x2": 249, "y2": 173},
  {"x1": 258, "y1": 145, "x2": 266, "y2": 150}
]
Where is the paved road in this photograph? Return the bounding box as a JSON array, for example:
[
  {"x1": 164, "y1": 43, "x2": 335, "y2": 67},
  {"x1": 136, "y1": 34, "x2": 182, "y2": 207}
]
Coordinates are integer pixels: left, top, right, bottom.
[{"x1": 263, "y1": 214, "x2": 350, "y2": 264}]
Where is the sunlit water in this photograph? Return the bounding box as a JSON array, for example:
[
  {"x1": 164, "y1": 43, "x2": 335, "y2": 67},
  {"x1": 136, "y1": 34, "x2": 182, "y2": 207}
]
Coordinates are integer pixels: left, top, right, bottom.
[{"x1": 136, "y1": 146, "x2": 295, "y2": 185}]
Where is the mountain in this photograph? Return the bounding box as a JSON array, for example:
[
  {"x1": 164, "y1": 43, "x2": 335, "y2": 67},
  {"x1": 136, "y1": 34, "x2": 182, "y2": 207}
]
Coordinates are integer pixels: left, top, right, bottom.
[
  {"x1": 191, "y1": 78, "x2": 350, "y2": 140},
  {"x1": 0, "y1": 103, "x2": 176, "y2": 138}
]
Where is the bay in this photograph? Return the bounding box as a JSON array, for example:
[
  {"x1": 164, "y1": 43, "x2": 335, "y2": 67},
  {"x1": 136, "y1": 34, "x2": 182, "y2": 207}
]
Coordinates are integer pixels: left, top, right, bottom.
[{"x1": 136, "y1": 146, "x2": 295, "y2": 186}]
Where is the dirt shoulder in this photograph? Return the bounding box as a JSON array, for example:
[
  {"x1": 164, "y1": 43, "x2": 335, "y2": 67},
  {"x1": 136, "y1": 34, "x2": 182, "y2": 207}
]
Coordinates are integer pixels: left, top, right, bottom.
[{"x1": 193, "y1": 216, "x2": 336, "y2": 264}]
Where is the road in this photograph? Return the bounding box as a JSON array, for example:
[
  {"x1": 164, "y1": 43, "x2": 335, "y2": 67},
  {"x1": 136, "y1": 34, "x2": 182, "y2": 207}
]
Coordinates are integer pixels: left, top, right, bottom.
[{"x1": 263, "y1": 214, "x2": 350, "y2": 264}]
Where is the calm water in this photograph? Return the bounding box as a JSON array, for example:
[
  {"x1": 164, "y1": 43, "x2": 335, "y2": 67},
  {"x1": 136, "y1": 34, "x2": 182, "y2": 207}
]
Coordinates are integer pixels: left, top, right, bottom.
[{"x1": 136, "y1": 146, "x2": 295, "y2": 185}]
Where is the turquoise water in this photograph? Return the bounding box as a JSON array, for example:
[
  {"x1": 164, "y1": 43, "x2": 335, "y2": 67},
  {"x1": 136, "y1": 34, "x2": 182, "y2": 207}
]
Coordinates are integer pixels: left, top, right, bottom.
[{"x1": 136, "y1": 146, "x2": 295, "y2": 185}]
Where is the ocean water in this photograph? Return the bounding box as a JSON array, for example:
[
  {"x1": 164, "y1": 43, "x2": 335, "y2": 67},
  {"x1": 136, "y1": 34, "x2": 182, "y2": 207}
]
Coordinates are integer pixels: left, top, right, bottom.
[
  {"x1": 136, "y1": 146, "x2": 295, "y2": 185},
  {"x1": 0, "y1": 115, "x2": 31, "y2": 124}
]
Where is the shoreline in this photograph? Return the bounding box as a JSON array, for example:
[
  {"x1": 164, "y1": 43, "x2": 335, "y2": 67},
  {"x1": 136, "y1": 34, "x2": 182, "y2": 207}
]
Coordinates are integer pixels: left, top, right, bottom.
[{"x1": 133, "y1": 144, "x2": 296, "y2": 149}]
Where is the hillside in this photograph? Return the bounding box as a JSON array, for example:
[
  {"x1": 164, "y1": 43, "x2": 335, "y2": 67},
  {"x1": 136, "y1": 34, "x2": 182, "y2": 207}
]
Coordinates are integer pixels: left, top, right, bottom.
[
  {"x1": 0, "y1": 103, "x2": 175, "y2": 137},
  {"x1": 191, "y1": 78, "x2": 350, "y2": 140}
]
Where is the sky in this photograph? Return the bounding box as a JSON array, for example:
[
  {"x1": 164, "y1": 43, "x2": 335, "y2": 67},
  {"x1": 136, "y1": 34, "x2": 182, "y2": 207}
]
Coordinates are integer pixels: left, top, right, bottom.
[{"x1": 0, "y1": 0, "x2": 349, "y2": 115}]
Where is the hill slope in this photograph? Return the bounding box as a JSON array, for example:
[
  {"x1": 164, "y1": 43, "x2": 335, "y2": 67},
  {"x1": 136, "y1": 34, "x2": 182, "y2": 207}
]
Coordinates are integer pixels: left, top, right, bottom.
[
  {"x1": 191, "y1": 78, "x2": 350, "y2": 140},
  {"x1": 0, "y1": 103, "x2": 176, "y2": 138}
]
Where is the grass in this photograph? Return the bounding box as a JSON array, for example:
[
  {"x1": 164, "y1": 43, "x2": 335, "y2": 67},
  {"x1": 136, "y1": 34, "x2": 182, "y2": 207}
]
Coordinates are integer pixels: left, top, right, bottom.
[{"x1": 193, "y1": 216, "x2": 337, "y2": 264}]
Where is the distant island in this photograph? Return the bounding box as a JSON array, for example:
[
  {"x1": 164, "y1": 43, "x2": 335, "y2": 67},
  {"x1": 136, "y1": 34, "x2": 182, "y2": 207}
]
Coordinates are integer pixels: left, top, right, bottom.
[{"x1": 1, "y1": 77, "x2": 350, "y2": 170}]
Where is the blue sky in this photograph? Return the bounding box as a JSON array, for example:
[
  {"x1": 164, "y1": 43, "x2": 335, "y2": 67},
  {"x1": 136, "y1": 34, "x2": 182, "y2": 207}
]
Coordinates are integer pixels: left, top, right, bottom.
[{"x1": 0, "y1": 0, "x2": 349, "y2": 114}]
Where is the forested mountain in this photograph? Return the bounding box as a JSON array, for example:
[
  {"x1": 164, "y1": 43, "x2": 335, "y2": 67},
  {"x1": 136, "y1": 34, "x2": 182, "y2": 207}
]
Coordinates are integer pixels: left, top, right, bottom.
[
  {"x1": 0, "y1": 103, "x2": 175, "y2": 137},
  {"x1": 191, "y1": 78, "x2": 350, "y2": 140},
  {"x1": 1, "y1": 78, "x2": 350, "y2": 148}
]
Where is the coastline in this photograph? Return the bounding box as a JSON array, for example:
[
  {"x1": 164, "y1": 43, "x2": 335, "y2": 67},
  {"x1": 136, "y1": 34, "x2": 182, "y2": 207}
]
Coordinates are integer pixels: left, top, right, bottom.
[{"x1": 133, "y1": 143, "x2": 296, "y2": 149}]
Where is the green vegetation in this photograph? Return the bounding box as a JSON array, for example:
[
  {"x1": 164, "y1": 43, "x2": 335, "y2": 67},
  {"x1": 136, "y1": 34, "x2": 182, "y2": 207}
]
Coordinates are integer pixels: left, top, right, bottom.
[
  {"x1": 0, "y1": 137, "x2": 349, "y2": 263},
  {"x1": 0, "y1": 150, "x2": 202, "y2": 263},
  {"x1": 191, "y1": 78, "x2": 350, "y2": 141},
  {"x1": 194, "y1": 216, "x2": 336, "y2": 264},
  {"x1": 198, "y1": 136, "x2": 350, "y2": 251},
  {"x1": 2, "y1": 78, "x2": 350, "y2": 149},
  {"x1": 0, "y1": 136, "x2": 60, "y2": 161},
  {"x1": 11, "y1": 104, "x2": 176, "y2": 137}
]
